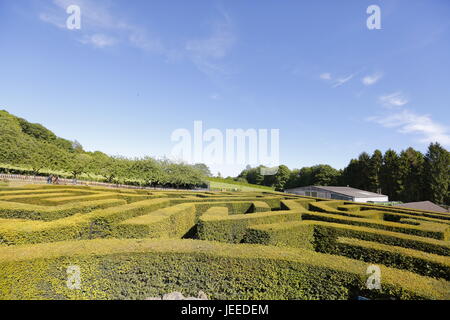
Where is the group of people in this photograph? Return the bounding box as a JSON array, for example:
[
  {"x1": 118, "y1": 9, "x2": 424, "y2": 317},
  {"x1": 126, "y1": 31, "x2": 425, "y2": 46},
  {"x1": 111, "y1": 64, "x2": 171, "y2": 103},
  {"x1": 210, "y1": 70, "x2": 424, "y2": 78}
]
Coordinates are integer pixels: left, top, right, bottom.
[{"x1": 47, "y1": 175, "x2": 60, "y2": 185}]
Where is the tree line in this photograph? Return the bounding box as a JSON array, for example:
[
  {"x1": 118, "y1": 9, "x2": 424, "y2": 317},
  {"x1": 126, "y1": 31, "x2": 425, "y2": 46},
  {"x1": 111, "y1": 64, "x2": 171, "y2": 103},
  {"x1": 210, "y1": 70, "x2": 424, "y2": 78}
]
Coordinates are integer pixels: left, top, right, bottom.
[
  {"x1": 0, "y1": 110, "x2": 207, "y2": 189},
  {"x1": 236, "y1": 143, "x2": 450, "y2": 205}
]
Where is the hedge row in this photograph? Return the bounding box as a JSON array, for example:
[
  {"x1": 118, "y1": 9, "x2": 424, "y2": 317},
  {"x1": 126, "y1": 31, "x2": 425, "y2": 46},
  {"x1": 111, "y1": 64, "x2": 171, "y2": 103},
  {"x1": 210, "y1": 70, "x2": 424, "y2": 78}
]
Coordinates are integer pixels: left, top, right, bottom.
[
  {"x1": 0, "y1": 199, "x2": 169, "y2": 245},
  {"x1": 252, "y1": 201, "x2": 271, "y2": 212},
  {"x1": 0, "y1": 191, "x2": 93, "y2": 205},
  {"x1": 355, "y1": 203, "x2": 450, "y2": 221},
  {"x1": 0, "y1": 187, "x2": 94, "y2": 196},
  {"x1": 0, "y1": 184, "x2": 157, "y2": 196},
  {"x1": 335, "y1": 237, "x2": 450, "y2": 280},
  {"x1": 309, "y1": 202, "x2": 384, "y2": 220},
  {"x1": 42, "y1": 193, "x2": 162, "y2": 205},
  {"x1": 113, "y1": 203, "x2": 197, "y2": 239},
  {"x1": 244, "y1": 221, "x2": 315, "y2": 251},
  {"x1": 40, "y1": 193, "x2": 123, "y2": 205},
  {"x1": 381, "y1": 210, "x2": 450, "y2": 226},
  {"x1": 0, "y1": 199, "x2": 127, "y2": 221},
  {"x1": 302, "y1": 211, "x2": 449, "y2": 240},
  {"x1": 244, "y1": 220, "x2": 450, "y2": 279},
  {"x1": 280, "y1": 199, "x2": 312, "y2": 211},
  {"x1": 171, "y1": 196, "x2": 283, "y2": 210},
  {"x1": 245, "y1": 221, "x2": 449, "y2": 255},
  {"x1": 0, "y1": 239, "x2": 448, "y2": 300},
  {"x1": 197, "y1": 209, "x2": 303, "y2": 243},
  {"x1": 203, "y1": 207, "x2": 229, "y2": 217},
  {"x1": 192, "y1": 201, "x2": 254, "y2": 217}
]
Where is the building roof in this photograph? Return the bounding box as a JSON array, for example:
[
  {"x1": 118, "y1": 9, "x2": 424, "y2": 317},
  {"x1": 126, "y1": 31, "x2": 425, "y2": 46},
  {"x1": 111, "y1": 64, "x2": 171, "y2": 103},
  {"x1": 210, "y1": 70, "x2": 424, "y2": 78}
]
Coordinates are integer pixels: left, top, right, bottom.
[
  {"x1": 314, "y1": 186, "x2": 387, "y2": 198},
  {"x1": 285, "y1": 186, "x2": 387, "y2": 198},
  {"x1": 394, "y1": 201, "x2": 448, "y2": 213}
]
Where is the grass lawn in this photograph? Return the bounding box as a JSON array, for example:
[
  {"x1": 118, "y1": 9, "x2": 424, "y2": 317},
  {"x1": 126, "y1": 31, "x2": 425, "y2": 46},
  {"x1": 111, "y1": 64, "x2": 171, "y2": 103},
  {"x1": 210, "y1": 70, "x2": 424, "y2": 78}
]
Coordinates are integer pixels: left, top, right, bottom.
[{"x1": 208, "y1": 178, "x2": 275, "y2": 192}]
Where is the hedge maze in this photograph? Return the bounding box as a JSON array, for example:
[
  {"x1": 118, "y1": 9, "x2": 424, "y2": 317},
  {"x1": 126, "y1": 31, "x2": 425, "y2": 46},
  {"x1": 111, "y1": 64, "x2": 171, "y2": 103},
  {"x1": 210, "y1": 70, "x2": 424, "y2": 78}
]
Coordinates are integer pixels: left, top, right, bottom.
[{"x1": 0, "y1": 185, "x2": 449, "y2": 300}]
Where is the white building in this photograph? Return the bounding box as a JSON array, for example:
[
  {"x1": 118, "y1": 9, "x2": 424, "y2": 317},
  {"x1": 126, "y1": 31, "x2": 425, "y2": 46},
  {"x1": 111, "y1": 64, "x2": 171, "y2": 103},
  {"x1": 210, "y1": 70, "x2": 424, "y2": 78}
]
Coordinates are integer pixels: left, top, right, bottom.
[{"x1": 284, "y1": 186, "x2": 389, "y2": 203}]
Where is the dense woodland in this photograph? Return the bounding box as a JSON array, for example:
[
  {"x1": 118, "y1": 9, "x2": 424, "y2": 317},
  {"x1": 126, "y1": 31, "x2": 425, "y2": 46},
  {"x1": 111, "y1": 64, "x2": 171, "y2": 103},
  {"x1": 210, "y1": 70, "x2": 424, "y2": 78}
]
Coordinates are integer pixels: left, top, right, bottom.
[{"x1": 236, "y1": 144, "x2": 450, "y2": 205}]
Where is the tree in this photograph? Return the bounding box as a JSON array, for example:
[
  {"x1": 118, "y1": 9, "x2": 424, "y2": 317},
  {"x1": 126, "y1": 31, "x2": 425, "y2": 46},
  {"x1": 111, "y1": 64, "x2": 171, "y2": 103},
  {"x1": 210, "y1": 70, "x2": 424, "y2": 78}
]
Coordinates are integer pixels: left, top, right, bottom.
[
  {"x1": 285, "y1": 169, "x2": 301, "y2": 189},
  {"x1": 273, "y1": 165, "x2": 291, "y2": 191},
  {"x1": 398, "y1": 147, "x2": 425, "y2": 202},
  {"x1": 368, "y1": 150, "x2": 383, "y2": 193},
  {"x1": 380, "y1": 149, "x2": 402, "y2": 200},
  {"x1": 341, "y1": 159, "x2": 360, "y2": 188},
  {"x1": 193, "y1": 163, "x2": 212, "y2": 177},
  {"x1": 311, "y1": 165, "x2": 340, "y2": 186},
  {"x1": 424, "y1": 143, "x2": 450, "y2": 205},
  {"x1": 26, "y1": 146, "x2": 51, "y2": 175},
  {"x1": 68, "y1": 154, "x2": 92, "y2": 179},
  {"x1": 240, "y1": 166, "x2": 264, "y2": 185}
]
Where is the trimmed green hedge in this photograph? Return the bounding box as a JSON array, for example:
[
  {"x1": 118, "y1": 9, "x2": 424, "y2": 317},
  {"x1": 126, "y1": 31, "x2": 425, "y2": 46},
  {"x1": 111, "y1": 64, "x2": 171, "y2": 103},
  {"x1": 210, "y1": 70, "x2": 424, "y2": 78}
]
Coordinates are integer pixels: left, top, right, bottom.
[
  {"x1": 0, "y1": 192, "x2": 92, "y2": 205},
  {"x1": 0, "y1": 185, "x2": 448, "y2": 300},
  {"x1": 252, "y1": 201, "x2": 271, "y2": 212},
  {"x1": 0, "y1": 239, "x2": 448, "y2": 300},
  {"x1": 113, "y1": 204, "x2": 197, "y2": 239},
  {"x1": 0, "y1": 199, "x2": 127, "y2": 221},
  {"x1": 302, "y1": 211, "x2": 450, "y2": 241},
  {"x1": 309, "y1": 202, "x2": 384, "y2": 220},
  {"x1": 244, "y1": 222, "x2": 315, "y2": 250},
  {"x1": 192, "y1": 201, "x2": 254, "y2": 217},
  {"x1": 0, "y1": 199, "x2": 169, "y2": 245},
  {"x1": 244, "y1": 221, "x2": 450, "y2": 279},
  {"x1": 335, "y1": 237, "x2": 450, "y2": 280},
  {"x1": 171, "y1": 196, "x2": 283, "y2": 211},
  {"x1": 203, "y1": 207, "x2": 229, "y2": 217},
  {"x1": 197, "y1": 210, "x2": 303, "y2": 243},
  {"x1": 244, "y1": 221, "x2": 449, "y2": 256}
]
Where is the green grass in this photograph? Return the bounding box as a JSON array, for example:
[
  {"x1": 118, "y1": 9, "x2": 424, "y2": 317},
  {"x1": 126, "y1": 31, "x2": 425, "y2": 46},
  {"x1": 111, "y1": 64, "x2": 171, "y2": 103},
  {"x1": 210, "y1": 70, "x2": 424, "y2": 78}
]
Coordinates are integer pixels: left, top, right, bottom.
[{"x1": 208, "y1": 177, "x2": 275, "y2": 192}]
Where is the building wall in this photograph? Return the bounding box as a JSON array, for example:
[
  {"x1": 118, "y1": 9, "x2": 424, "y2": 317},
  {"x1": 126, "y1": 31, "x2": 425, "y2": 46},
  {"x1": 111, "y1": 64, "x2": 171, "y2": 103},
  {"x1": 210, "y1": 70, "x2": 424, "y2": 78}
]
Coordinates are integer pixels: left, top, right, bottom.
[
  {"x1": 353, "y1": 196, "x2": 389, "y2": 203},
  {"x1": 285, "y1": 186, "x2": 387, "y2": 203},
  {"x1": 285, "y1": 186, "x2": 352, "y2": 201}
]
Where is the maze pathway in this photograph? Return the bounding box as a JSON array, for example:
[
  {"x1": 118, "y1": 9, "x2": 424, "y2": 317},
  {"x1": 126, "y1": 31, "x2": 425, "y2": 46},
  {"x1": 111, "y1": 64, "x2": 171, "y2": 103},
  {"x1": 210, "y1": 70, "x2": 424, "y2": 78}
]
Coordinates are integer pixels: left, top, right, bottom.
[{"x1": 0, "y1": 185, "x2": 448, "y2": 300}]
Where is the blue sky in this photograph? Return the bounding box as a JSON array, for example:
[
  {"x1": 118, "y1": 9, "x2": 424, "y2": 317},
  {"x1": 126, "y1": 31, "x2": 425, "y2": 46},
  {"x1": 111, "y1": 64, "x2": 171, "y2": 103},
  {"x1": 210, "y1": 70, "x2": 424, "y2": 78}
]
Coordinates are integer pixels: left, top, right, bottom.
[{"x1": 1, "y1": 0, "x2": 449, "y2": 176}]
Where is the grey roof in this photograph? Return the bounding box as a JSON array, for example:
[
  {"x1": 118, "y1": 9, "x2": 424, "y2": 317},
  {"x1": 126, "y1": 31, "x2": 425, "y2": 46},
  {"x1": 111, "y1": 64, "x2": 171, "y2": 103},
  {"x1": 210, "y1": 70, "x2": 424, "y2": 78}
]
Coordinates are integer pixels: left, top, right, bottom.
[
  {"x1": 314, "y1": 186, "x2": 387, "y2": 198},
  {"x1": 285, "y1": 186, "x2": 387, "y2": 198},
  {"x1": 394, "y1": 201, "x2": 448, "y2": 213}
]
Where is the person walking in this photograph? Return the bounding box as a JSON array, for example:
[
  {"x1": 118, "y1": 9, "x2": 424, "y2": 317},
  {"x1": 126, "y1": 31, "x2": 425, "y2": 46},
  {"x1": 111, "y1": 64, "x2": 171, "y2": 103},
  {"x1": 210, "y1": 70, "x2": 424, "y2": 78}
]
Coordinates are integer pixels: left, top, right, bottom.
[{"x1": 47, "y1": 175, "x2": 53, "y2": 184}]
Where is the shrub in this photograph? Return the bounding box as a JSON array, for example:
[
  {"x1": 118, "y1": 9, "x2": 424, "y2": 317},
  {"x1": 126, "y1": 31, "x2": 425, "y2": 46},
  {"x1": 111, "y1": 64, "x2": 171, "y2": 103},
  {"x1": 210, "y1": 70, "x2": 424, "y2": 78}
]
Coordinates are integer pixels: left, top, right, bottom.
[
  {"x1": 0, "y1": 185, "x2": 448, "y2": 300},
  {"x1": 0, "y1": 239, "x2": 448, "y2": 300}
]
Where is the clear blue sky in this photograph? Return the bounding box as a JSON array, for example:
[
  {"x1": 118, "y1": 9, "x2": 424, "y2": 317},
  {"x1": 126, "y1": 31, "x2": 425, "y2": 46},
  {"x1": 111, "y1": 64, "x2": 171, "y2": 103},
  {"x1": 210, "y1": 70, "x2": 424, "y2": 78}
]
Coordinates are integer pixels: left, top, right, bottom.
[{"x1": 1, "y1": 0, "x2": 449, "y2": 176}]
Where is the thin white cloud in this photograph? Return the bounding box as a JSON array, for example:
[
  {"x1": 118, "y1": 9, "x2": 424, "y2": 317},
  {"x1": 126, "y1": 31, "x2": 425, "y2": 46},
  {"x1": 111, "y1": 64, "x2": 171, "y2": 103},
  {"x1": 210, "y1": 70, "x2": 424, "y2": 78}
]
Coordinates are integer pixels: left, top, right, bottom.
[
  {"x1": 379, "y1": 92, "x2": 409, "y2": 107},
  {"x1": 185, "y1": 12, "x2": 236, "y2": 77},
  {"x1": 319, "y1": 72, "x2": 356, "y2": 87},
  {"x1": 362, "y1": 72, "x2": 383, "y2": 86},
  {"x1": 332, "y1": 74, "x2": 355, "y2": 88},
  {"x1": 39, "y1": 0, "x2": 164, "y2": 53},
  {"x1": 368, "y1": 109, "x2": 450, "y2": 146},
  {"x1": 39, "y1": 0, "x2": 236, "y2": 77}
]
